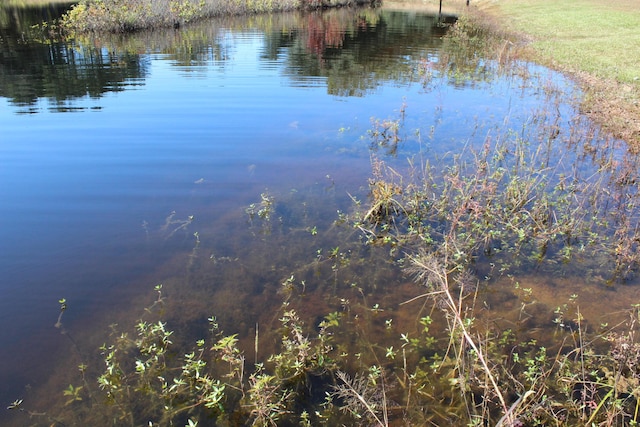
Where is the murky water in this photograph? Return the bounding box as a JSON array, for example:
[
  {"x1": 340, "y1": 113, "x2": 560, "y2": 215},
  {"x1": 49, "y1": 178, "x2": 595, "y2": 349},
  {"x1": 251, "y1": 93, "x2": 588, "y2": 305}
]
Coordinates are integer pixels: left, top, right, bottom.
[{"x1": 1, "y1": 3, "x2": 638, "y2": 425}]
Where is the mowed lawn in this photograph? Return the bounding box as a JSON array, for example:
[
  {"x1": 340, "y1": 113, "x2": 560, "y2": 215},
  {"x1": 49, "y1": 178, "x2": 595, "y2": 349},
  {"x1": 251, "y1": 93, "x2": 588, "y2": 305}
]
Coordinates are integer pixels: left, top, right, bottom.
[
  {"x1": 454, "y1": 0, "x2": 640, "y2": 146},
  {"x1": 480, "y1": 0, "x2": 640, "y2": 85}
]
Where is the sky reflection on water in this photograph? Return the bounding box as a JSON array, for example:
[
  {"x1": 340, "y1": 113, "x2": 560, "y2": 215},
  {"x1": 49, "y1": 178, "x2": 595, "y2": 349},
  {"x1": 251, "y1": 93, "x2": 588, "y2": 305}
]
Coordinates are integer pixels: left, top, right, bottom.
[{"x1": 0, "y1": 5, "x2": 625, "y2": 424}]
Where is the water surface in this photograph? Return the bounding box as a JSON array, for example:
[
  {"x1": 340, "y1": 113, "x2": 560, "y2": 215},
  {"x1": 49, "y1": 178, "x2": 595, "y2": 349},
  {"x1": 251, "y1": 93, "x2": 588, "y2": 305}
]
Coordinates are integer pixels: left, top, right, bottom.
[{"x1": 1, "y1": 4, "x2": 636, "y2": 424}]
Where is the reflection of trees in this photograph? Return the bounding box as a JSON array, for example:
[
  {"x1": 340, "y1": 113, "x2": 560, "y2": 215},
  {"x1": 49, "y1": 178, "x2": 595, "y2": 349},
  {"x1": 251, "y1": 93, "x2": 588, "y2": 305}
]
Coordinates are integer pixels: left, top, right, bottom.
[
  {"x1": 265, "y1": 9, "x2": 450, "y2": 96},
  {"x1": 0, "y1": 42, "x2": 149, "y2": 110},
  {"x1": 90, "y1": 25, "x2": 233, "y2": 67},
  {"x1": 0, "y1": 3, "x2": 149, "y2": 111},
  {"x1": 0, "y1": 6, "x2": 450, "y2": 111},
  {"x1": 0, "y1": 2, "x2": 73, "y2": 33}
]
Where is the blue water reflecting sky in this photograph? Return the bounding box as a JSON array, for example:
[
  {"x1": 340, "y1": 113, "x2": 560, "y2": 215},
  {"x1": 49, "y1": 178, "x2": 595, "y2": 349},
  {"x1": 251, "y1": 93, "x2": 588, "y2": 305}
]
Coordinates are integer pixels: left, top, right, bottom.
[{"x1": 0, "y1": 10, "x2": 589, "y2": 421}]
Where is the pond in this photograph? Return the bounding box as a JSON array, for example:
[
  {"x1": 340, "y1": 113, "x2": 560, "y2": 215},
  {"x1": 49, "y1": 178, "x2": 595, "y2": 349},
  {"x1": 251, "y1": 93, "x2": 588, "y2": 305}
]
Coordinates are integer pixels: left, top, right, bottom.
[{"x1": 2, "y1": 2, "x2": 640, "y2": 426}]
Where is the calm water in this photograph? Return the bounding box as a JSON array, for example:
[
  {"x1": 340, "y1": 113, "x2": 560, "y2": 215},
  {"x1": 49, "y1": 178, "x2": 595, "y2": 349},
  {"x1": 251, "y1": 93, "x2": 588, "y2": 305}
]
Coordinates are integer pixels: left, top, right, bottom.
[{"x1": 1, "y1": 3, "x2": 637, "y2": 424}]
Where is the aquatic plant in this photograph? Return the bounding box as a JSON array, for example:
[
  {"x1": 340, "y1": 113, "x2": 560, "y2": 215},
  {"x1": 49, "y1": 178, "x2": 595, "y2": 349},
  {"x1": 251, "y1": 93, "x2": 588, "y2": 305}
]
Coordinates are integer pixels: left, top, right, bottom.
[
  {"x1": 358, "y1": 128, "x2": 640, "y2": 283},
  {"x1": 357, "y1": 15, "x2": 640, "y2": 284},
  {"x1": 11, "y1": 184, "x2": 640, "y2": 427},
  {"x1": 10, "y1": 8, "x2": 640, "y2": 427}
]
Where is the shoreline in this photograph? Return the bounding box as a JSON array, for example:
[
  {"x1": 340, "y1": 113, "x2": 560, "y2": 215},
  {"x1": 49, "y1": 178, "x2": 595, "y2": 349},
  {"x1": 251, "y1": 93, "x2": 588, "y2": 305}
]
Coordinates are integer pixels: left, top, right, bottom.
[
  {"x1": 385, "y1": 0, "x2": 640, "y2": 148},
  {"x1": 469, "y1": 0, "x2": 640, "y2": 148}
]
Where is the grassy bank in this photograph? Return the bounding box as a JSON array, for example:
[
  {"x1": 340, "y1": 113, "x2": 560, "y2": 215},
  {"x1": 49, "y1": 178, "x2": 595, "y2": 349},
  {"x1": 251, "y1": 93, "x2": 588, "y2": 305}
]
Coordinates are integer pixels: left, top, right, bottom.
[{"x1": 471, "y1": 0, "x2": 640, "y2": 148}]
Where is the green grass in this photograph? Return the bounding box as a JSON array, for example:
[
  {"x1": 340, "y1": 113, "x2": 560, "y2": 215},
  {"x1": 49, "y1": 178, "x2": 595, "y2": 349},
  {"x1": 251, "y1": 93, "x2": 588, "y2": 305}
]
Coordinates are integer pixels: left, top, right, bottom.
[
  {"x1": 453, "y1": 0, "x2": 640, "y2": 147},
  {"x1": 488, "y1": 0, "x2": 640, "y2": 85}
]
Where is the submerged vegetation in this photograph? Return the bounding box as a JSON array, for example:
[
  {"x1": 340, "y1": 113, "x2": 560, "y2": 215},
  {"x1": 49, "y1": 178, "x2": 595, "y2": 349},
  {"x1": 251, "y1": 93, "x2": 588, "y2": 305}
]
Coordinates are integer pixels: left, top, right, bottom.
[
  {"x1": 363, "y1": 107, "x2": 640, "y2": 284},
  {"x1": 10, "y1": 6, "x2": 640, "y2": 427}
]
